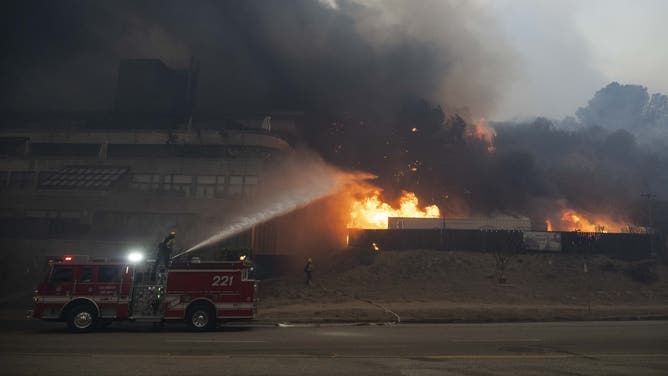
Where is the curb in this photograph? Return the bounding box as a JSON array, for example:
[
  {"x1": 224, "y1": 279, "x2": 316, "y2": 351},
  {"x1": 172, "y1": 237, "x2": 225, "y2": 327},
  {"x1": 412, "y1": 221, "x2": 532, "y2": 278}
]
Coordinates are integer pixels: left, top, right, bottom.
[{"x1": 256, "y1": 315, "x2": 668, "y2": 326}]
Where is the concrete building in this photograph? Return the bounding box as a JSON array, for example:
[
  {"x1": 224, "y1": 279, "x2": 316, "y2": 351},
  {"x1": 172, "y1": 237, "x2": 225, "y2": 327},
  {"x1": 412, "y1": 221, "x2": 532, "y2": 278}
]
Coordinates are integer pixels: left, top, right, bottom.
[
  {"x1": 0, "y1": 115, "x2": 299, "y2": 261},
  {"x1": 0, "y1": 58, "x2": 344, "y2": 294}
]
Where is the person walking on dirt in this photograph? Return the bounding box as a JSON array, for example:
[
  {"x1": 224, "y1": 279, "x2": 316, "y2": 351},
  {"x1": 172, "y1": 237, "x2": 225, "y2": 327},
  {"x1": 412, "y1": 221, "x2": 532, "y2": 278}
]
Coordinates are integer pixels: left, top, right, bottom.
[{"x1": 304, "y1": 257, "x2": 314, "y2": 286}]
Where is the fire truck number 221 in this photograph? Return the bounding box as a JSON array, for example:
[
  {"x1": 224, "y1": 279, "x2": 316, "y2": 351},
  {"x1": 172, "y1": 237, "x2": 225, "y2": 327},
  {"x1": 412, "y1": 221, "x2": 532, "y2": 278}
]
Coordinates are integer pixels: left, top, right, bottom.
[{"x1": 27, "y1": 255, "x2": 258, "y2": 332}]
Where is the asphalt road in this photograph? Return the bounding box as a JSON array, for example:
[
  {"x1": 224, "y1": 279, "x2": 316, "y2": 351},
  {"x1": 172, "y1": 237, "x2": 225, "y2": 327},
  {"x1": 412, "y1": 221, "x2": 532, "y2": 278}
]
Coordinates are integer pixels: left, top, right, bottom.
[{"x1": 1, "y1": 319, "x2": 667, "y2": 375}]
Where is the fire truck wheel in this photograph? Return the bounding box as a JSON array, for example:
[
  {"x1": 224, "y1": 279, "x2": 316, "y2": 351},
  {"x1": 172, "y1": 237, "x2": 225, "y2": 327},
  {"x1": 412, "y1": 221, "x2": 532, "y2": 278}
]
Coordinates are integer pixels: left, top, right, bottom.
[
  {"x1": 66, "y1": 304, "x2": 98, "y2": 333},
  {"x1": 186, "y1": 303, "x2": 215, "y2": 331}
]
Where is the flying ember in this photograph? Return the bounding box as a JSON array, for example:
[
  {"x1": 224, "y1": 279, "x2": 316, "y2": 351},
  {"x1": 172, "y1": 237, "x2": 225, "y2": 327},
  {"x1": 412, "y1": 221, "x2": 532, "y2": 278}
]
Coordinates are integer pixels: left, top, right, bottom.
[{"x1": 348, "y1": 190, "x2": 440, "y2": 229}]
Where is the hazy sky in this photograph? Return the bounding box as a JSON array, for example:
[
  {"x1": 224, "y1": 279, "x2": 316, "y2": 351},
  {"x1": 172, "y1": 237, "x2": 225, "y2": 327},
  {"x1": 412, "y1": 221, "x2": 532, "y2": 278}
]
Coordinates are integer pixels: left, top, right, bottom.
[{"x1": 486, "y1": 0, "x2": 668, "y2": 121}]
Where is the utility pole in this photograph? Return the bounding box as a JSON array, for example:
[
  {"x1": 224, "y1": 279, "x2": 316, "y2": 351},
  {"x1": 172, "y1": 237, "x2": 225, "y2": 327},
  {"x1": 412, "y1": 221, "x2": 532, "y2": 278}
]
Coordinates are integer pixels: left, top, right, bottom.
[{"x1": 641, "y1": 192, "x2": 656, "y2": 257}]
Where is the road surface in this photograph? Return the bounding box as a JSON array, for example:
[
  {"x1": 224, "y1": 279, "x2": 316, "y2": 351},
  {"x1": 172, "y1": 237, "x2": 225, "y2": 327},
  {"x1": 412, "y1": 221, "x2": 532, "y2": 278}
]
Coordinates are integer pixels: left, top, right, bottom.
[{"x1": 1, "y1": 318, "x2": 667, "y2": 375}]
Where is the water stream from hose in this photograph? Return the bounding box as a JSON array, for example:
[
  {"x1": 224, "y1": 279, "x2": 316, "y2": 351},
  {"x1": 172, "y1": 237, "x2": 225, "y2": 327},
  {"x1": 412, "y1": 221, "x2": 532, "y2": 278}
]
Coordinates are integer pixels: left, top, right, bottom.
[{"x1": 172, "y1": 155, "x2": 372, "y2": 259}]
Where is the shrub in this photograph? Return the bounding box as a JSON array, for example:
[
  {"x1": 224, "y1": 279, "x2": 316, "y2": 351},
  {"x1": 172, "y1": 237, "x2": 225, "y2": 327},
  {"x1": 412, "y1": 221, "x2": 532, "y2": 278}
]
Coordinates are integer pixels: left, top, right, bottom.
[
  {"x1": 600, "y1": 261, "x2": 619, "y2": 273},
  {"x1": 626, "y1": 262, "x2": 658, "y2": 284}
]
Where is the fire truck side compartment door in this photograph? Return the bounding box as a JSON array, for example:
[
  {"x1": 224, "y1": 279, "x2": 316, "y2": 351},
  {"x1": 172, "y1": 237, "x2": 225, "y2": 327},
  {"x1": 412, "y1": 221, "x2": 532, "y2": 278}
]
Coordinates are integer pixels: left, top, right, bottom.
[{"x1": 96, "y1": 265, "x2": 121, "y2": 318}]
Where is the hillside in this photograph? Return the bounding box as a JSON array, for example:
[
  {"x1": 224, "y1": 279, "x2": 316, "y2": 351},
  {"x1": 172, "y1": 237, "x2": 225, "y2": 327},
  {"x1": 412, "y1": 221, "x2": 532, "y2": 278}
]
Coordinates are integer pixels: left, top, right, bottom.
[
  {"x1": 258, "y1": 249, "x2": 668, "y2": 322},
  {"x1": 2, "y1": 249, "x2": 666, "y2": 324}
]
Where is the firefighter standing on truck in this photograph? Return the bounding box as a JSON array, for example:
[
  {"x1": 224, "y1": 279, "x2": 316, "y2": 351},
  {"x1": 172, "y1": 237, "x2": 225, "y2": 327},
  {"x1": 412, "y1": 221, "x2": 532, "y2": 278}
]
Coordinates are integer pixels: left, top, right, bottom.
[{"x1": 156, "y1": 231, "x2": 176, "y2": 271}]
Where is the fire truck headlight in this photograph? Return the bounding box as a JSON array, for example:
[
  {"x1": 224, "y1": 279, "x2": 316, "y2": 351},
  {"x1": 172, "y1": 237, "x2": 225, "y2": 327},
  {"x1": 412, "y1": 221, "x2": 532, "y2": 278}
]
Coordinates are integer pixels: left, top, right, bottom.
[{"x1": 127, "y1": 251, "x2": 144, "y2": 263}]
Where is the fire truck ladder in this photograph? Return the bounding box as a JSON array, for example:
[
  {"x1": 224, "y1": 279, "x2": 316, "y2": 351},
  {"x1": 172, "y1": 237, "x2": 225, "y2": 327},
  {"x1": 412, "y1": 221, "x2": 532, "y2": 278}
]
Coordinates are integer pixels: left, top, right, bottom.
[{"x1": 130, "y1": 269, "x2": 168, "y2": 321}]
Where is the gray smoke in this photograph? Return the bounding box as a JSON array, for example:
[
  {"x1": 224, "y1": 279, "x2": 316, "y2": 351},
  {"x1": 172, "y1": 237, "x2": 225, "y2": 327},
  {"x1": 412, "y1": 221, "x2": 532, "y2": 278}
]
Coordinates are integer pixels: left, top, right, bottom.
[
  {"x1": 486, "y1": 83, "x2": 668, "y2": 229},
  {"x1": 573, "y1": 82, "x2": 668, "y2": 152}
]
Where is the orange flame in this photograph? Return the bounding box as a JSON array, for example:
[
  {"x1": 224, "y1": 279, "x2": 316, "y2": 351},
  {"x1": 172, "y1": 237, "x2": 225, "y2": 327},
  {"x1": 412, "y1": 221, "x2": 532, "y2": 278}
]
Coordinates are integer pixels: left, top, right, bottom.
[
  {"x1": 548, "y1": 209, "x2": 632, "y2": 233},
  {"x1": 348, "y1": 190, "x2": 440, "y2": 229}
]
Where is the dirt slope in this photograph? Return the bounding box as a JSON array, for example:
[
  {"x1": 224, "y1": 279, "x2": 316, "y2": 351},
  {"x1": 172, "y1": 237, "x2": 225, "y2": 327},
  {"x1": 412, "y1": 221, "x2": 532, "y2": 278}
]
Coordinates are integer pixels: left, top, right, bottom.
[{"x1": 258, "y1": 250, "x2": 668, "y2": 322}]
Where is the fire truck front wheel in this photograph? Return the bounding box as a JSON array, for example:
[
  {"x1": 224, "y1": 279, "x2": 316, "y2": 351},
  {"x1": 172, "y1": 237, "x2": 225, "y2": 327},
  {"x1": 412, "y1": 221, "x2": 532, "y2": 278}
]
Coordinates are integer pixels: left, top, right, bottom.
[
  {"x1": 66, "y1": 304, "x2": 98, "y2": 333},
  {"x1": 186, "y1": 303, "x2": 216, "y2": 331}
]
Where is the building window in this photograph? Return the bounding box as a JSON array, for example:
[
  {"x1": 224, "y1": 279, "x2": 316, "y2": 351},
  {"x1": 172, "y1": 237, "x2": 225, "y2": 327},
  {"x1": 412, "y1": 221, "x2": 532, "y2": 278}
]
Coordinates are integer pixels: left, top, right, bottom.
[
  {"x1": 25, "y1": 210, "x2": 80, "y2": 219},
  {"x1": 163, "y1": 174, "x2": 192, "y2": 196},
  {"x1": 0, "y1": 171, "x2": 8, "y2": 190},
  {"x1": 38, "y1": 171, "x2": 56, "y2": 185},
  {"x1": 195, "y1": 175, "x2": 216, "y2": 198},
  {"x1": 26, "y1": 210, "x2": 58, "y2": 218},
  {"x1": 9, "y1": 171, "x2": 35, "y2": 191},
  {"x1": 59, "y1": 211, "x2": 82, "y2": 219},
  {"x1": 244, "y1": 175, "x2": 258, "y2": 196},
  {"x1": 228, "y1": 175, "x2": 243, "y2": 195},
  {"x1": 130, "y1": 174, "x2": 161, "y2": 191},
  {"x1": 215, "y1": 175, "x2": 226, "y2": 197}
]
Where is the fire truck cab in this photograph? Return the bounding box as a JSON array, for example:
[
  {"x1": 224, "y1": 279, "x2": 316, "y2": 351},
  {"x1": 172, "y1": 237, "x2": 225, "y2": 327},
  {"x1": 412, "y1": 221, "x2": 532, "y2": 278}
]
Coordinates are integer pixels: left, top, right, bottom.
[{"x1": 28, "y1": 255, "x2": 258, "y2": 332}]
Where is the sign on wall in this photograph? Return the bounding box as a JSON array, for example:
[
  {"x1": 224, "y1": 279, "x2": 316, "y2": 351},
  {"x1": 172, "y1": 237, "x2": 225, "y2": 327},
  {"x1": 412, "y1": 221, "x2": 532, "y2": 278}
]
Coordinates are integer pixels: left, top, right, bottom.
[{"x1": 523, "y1": 231, "x2": 562, "y2": 252}]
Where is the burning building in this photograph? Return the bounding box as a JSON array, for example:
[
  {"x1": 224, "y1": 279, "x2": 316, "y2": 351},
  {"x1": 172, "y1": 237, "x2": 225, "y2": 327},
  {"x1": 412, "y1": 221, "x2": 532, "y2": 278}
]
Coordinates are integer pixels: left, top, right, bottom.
[{"x1": 345, "y1": 189, "x2": 658, "y2": 259}]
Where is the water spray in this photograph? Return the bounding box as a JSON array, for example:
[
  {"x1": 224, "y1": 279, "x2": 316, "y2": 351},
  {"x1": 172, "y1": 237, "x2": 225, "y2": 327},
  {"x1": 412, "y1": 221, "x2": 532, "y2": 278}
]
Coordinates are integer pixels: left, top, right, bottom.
[
  {"x1": 172, "y1": 189, "x2": 333, "y2": 259},
  {"x1": 172, "y1": 155, "x2": 372, "y2": 260}
]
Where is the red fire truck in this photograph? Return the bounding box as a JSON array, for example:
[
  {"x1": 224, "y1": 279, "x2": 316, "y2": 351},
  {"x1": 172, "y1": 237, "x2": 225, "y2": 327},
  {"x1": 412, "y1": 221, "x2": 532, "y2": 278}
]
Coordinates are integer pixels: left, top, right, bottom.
[{"x1": 27, "y1": 255, "x2": 258, "y2": 332}]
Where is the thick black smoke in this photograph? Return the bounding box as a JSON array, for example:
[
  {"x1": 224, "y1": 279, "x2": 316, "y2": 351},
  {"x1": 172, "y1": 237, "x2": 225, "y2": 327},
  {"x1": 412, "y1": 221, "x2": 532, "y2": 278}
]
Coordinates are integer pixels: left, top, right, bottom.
[
  {"x1": 2, "y1": 0, "x2": 511, "y2": 114},
  {"x1": 1, "y1": 0, "x2": 513, "y2": 206},
  {"x1": 3, "y1": 2, "x2": 666, "y2": 230}
]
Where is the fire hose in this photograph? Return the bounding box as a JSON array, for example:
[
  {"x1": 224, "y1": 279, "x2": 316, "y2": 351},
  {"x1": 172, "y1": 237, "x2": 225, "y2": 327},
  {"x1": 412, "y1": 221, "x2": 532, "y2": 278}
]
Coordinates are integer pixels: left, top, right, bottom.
[{"x1": 316, "y1": 283, "x2": 401, "y2": 325}]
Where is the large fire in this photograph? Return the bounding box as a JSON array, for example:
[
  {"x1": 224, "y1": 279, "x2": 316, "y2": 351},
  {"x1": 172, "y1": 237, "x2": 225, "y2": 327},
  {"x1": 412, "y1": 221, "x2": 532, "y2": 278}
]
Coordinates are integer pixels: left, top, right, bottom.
[
  {"x1": 348, "y1": 190, "x2": 440, "y2": 229},
  {"x1": 547, "y1": 208, "x2": 633, "y2": 233}
]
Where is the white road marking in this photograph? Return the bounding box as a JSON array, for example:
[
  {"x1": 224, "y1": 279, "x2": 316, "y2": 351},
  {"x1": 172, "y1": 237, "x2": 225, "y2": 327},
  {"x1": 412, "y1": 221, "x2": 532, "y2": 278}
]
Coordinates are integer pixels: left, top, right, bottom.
[
  {"x1": 450, "y1": 338, "x2": 544, "y2": 343},
  {"x1": 165, "y1": 339, "x2": 265, "y2": 343},
  {"x1": 3, "y1": 352, "x2": 667, "y2": 359},
  {"x1": 318, "y1": 331, "x2": 368, "y2": 337}
]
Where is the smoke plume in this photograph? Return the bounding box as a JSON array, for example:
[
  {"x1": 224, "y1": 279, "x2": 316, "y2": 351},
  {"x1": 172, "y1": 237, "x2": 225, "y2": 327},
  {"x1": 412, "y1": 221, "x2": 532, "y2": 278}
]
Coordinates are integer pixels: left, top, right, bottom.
[{"x1": 3, "y1": 2, "x2": 666, "y2": 231}]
